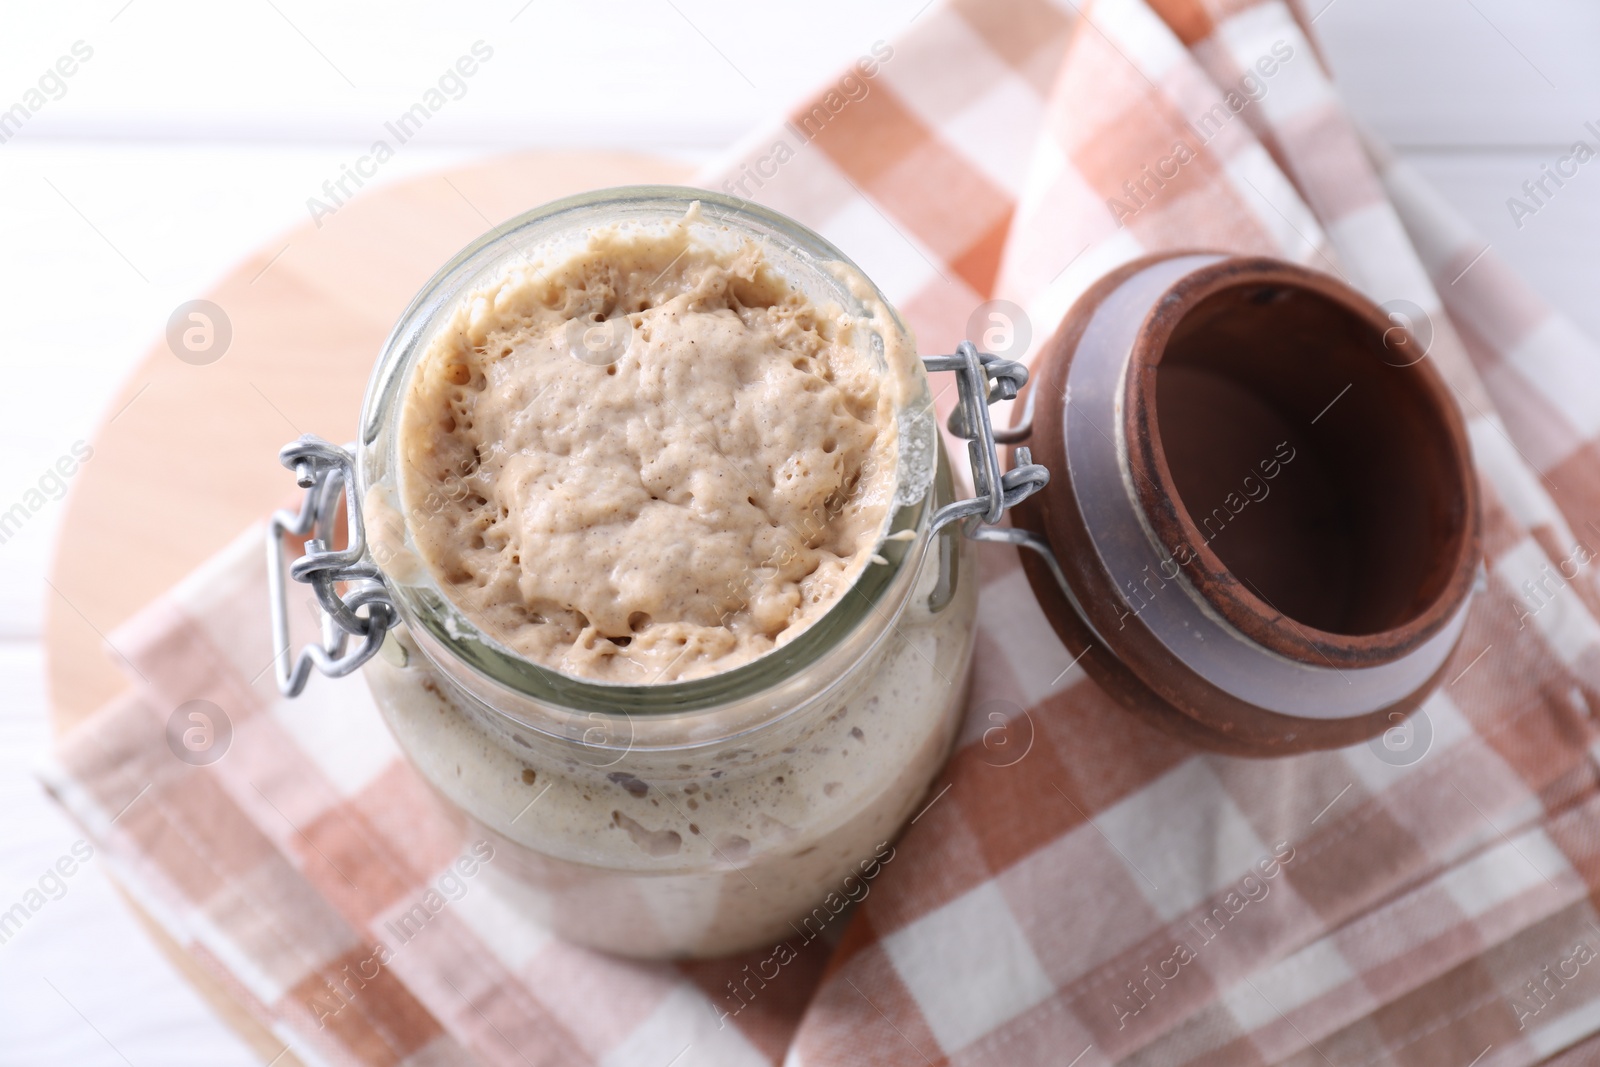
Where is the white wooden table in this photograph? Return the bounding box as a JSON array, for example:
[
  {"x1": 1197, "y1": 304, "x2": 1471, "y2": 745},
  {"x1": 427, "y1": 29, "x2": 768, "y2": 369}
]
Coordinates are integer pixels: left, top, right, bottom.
[{"x1": 2, "y1": 1, "x2": 1596, "y2": 1062}]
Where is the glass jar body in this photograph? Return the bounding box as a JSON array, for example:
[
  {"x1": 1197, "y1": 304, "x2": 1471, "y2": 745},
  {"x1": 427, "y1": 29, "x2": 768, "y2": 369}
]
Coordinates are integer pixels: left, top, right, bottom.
[
  {"x1": 364, "y1": 496, "x2": 974, "y2": 958},
  {"x1": 352, "y1": 187, "x2": 979, "y2": 958}
]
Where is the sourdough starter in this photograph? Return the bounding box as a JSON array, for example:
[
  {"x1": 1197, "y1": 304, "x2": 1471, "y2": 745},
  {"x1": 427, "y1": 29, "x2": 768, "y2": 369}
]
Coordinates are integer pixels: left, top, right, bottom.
[
  {"x1": 396, "y1": 209, "x2": 901, "y2": 682},
  {"x1": 364, "y1": 203, "x2": 976, "y2": 958}
]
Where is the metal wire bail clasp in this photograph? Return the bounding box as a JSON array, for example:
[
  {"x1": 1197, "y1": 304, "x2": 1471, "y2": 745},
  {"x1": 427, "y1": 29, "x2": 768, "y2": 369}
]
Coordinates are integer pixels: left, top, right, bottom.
[
  {"x1": 923, "y1": 341, "x2": 1050, "y2": 535},
  {"x1": 267, "y1": 436, "x2": 398, "y2": 697}
]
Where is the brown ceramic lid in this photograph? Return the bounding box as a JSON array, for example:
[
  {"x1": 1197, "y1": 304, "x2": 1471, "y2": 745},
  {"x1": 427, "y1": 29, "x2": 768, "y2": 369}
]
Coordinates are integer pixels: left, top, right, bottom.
[{"x1": 1010, "y1": 253, "x2": 1481, "y2": 756}]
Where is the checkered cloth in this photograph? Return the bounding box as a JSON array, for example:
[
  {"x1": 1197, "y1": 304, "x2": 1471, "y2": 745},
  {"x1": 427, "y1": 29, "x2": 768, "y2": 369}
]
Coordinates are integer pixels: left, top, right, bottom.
[{"x1": 42, "y1": 0, "x2": 1600, "y2": 1063}]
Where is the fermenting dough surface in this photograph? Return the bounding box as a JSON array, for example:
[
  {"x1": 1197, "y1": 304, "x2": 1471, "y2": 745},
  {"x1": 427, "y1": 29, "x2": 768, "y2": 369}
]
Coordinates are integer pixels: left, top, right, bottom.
[{"x1": 397, "y1": 210, "x2": 900, "y2": 682}]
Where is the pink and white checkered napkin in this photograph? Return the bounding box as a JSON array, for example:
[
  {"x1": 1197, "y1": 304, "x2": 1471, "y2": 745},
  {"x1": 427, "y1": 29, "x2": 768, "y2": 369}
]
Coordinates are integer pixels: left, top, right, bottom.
[{"x1": 44, "y1": 0, "x2": 1600, "y2": 1064}]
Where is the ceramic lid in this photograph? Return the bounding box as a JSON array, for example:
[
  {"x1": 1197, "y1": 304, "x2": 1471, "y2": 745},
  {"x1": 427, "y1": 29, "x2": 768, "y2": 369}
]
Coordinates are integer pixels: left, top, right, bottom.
[{"x1": 1009, "y1": 253, "x2": 1481, "y2": 756}]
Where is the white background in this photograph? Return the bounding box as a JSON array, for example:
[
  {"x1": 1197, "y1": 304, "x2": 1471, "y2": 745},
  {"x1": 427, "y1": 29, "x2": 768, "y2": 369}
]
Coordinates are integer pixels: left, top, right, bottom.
[{"x1": 1, "y1": 1, "x2": 1597, "y2": 1063}]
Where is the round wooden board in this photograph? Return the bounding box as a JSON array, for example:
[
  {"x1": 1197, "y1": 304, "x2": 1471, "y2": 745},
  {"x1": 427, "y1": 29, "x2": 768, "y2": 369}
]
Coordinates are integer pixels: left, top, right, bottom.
[{"x1": 44, "y1": 149, "x2": 690, "y2": 1064}]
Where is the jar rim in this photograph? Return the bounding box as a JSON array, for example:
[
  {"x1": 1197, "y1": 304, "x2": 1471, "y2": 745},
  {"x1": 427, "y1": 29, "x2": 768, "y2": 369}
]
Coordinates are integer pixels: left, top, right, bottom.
[{"x1": 355, "y1": 185, "x2": 940, "y2": 728}]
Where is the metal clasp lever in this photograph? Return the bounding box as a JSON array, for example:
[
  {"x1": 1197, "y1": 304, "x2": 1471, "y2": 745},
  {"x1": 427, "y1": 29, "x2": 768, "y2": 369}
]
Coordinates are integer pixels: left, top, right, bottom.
[
  {"x1": 267, "y1": 437, "x2": 397, "y2": 697},
  {"x1": 923, "y1": 341, "x2": 1049, "y2": 535}
]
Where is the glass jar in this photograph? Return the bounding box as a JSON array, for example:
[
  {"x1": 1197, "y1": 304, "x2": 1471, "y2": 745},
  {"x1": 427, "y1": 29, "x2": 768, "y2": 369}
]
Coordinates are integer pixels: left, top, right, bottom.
[{"x1": 349, "y1": 188, "x2": 980, "y2": 958}]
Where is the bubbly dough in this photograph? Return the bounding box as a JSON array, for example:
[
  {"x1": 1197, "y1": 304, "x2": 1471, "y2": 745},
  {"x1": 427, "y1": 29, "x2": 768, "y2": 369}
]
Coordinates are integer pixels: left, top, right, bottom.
[{"x1": 397, "y1": 211, "x2": 899, "y2": 682}]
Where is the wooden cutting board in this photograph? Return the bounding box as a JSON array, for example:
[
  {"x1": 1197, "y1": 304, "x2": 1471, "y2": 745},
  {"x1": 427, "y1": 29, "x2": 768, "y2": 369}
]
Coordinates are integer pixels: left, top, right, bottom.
[{"x1": 44, "y1": 149, "x2": 691, "y2": 1065}]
